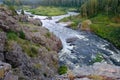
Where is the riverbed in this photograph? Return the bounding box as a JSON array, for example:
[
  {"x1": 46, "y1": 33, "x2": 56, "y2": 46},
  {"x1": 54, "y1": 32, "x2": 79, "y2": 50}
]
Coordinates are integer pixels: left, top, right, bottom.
[{"x1": 25, "y1": 11, "x2": 120, "y2": 71}]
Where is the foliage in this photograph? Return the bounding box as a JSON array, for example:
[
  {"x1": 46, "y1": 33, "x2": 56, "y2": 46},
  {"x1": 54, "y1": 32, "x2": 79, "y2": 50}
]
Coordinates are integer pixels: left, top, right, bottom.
[
  {"x1": 58, "y1": 65, "x2": 68, "y2": 75},
  {"x1": 6, "y1": 31, "x2": 39, "y2": 57},
  {"x1": 21, "y1": 9, "x2": 24, "y2": 15},
  {"x1": 3, "y1": 0, "x2": 88, "y2": 7},
  {"x1": 19, "y1": 31, "x2": 25, "y2": 39},
  {"x1": 90, "y1": 14, "x2": 120, "y2": 49},
  {"x1": 80, "y1": 0, "x2": 120, "y2": 17}
]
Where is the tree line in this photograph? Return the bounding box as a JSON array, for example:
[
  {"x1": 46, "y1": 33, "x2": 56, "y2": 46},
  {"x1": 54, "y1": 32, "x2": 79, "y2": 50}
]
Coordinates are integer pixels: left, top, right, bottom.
[
  {"x1": 80, "y1": 0, "x2": 120, "y2": 17},
  {"x1": 3, "y1": 0, "x2": 87, "y2": 7}
]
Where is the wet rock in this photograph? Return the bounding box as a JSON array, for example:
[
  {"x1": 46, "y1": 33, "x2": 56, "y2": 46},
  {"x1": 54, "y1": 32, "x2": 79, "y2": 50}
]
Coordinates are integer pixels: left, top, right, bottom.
[
  {"x1": 66, "y1": 37, "x2": 78, "y2": 43},
  {"x1": 46, "y1": 16, "x2": 52, "y2": 20},
  {"x1": 110, "y1": 54, "x2": 120, "y2": 66}
]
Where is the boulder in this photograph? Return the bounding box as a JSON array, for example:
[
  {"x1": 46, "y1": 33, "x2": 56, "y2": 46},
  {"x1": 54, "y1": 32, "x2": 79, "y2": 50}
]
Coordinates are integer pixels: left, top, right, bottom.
[
  {"x1": 19, "y1": 14, "x2": 28, "y2": 22},
  {"x1": 74, "y1": 62, "x2": 120, "y2": 79},
  {"x1": 4, "y1": 42, "x2": 30, "y2": 68},
  {"x1": 28, "y1": 18, "x2": 42, "y2": 26},
  {"x1": 66, "y1": 37, "x2": 78, "y2": 43},
  {"x1": 4, "y1": 72, "x2": 18, "y2": 80},
  {"x1": 0, "y1": 9, "x2": 21, "y2": 32},
  {"x1": 0, "y1": 61, "x2": 11, "y2": 79},
  {"x1": 80, "y1": 20, "x2": 92, "y2": 31}
]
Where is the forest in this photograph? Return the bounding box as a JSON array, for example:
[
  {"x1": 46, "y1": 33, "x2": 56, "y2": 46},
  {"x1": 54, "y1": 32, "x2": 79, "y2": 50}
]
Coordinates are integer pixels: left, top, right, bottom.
[{"x1": 3, "y1": 0, "x2": 87, "y2": 7}]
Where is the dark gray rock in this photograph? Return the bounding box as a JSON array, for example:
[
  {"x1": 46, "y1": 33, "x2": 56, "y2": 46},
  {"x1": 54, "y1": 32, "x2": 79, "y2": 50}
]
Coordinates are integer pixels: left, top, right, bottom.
[
  {"x1": 0, "y1": 53, "x2": 4, "y2": 61},
  {"x1": 66, "y1": 37, "x2": 78, "y2": 43},
  {"x1": 0, "y1": 7, "x2": 21, "y2": 32},
  {"x1": 4, "y1": 72, "x2": 18, "y2": 80},
  {"x1": 0, "y1": 32, "x2": 6, "y2": 52},
  {"x1": 0, "y1": 61, "x2": 11, "y2": 79},
  {"x1": 28, "y1": 18, "x2": 42, "y2": 26},
  {"x1": 19, "y1": 14, "x2": 28, "y2": 22},
  {"x1": 0, "y1": 32, "x2": 6, "y2": 61}
]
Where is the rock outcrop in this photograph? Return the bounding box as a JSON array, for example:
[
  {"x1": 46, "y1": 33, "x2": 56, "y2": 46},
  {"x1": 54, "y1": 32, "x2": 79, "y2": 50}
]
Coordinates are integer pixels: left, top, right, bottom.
[
  {"x1": 55, "y1": 62, "x2": 120, "y2": 80},
  {"x1": 0, "y1": 7, "x2": 21, "y2": 32},
  {"x1": 0, "y1": 5, "x2": 62, "y2": 80}
]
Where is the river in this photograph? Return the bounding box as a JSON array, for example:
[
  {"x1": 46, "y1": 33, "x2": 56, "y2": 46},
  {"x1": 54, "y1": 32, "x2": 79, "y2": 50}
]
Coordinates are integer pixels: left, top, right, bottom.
[{"x1": 24, "y1": 11, "x2": 120, "y2": 71}]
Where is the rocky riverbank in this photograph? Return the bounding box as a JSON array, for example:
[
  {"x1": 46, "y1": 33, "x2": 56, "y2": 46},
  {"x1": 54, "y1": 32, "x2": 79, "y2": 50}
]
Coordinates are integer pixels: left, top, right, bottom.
[{"x1": 0, "y1": 5, "x2": 62, "y2": 80}]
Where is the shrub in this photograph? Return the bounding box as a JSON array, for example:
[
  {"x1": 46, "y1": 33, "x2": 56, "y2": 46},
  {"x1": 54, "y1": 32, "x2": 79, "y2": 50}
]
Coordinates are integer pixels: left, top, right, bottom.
[
  {"x1": 19, "y1": 31, "x2": 25, "y2": 39},
  {"x1": 21, "y1": 9, "x2": 24, "y2": 15},
  {"x1": 58, "y1": 65, "x2": 68, "y2": 75}
]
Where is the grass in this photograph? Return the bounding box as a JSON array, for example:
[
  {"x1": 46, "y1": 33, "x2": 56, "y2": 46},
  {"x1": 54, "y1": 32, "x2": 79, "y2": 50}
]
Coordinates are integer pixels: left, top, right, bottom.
[
  {"x1": 90, "y1": 14, "x2": 120, "y2": 49},
  {"x1": 28, "y1": 6, "x2": 67, "y2": 16},
  {"x1": 6, "y1": 31, "x2": 39, "y2": 57},
  {"x1": 28, "y1": 6, "x2": 77, "y2": 16}
]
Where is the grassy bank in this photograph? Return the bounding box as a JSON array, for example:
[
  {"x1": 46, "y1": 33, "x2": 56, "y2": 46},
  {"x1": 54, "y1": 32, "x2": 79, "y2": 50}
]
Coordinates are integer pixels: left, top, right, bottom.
[
  {"x1": 60, "y1": 14, "x2": 86, "y2": 29},
  {"x1": 27, "y1": 6, "x2": 77, "y2": 16},
  {"x1": 90, "y1": 14, "x2": 120, "y2": 49},
  {"x1": 60, "y1": 14, "x2": 120, "y2": 49}
]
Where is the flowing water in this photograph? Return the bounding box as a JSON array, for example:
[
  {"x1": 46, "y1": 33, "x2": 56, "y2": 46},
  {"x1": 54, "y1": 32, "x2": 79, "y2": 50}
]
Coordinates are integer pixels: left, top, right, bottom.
[{"x1": 25, "y1": 12, "x2": 120, "y2": 71}]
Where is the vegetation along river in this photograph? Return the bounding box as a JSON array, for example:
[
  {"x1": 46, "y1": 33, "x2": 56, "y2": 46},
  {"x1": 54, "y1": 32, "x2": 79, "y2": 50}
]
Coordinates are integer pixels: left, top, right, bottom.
[{"x1": 25, "y1": 11, "x2": 120, "y2": 71}]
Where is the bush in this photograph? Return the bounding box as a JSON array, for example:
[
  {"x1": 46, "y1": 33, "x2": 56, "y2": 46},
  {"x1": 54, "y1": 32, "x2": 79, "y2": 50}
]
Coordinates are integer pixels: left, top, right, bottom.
[
  {"x1": 58, "y1": 65, "x2": 68, "y2": 75},
  {"x1": 19, "y1": 31, "x2": 25, "y2": 39},
  {"x1": 21, "y1": 9, "x2": 24, "y2": 15}
]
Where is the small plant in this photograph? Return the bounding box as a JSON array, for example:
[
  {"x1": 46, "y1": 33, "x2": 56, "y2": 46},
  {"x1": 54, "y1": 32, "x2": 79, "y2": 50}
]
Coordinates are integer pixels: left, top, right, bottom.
[
  {"x1": 21, "y1": 9, "x2": 24, "y2": 15},
  {"x1": 92, "y1": 53, "x2": 104, "y2": 63},
  {"x1": 58, "y1": 65, "x2": 68, "y2": 75},
  {"x1": 19, "y1": 31, "x2": 25, "y2": 39}
]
